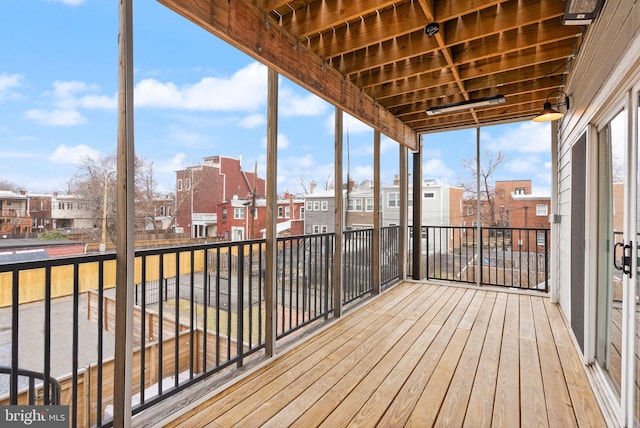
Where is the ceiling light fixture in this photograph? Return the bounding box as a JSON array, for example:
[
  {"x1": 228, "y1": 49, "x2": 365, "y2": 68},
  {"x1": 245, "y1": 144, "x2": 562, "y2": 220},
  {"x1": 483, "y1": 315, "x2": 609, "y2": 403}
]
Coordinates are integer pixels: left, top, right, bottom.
[
  {"x1": 425, "y1": 95, "x2": 505, "y2": 116},
  {"x1": 563, "y1": 0, "x2": 604, "y2": 25},
  {"x1": 532, "y1": 91, "x2": 570, "y2": 122}
]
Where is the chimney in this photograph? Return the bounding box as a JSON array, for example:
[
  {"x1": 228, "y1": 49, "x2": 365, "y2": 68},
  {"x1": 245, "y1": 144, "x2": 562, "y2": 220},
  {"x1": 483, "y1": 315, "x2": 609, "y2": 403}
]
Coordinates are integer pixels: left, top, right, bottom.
[
  {"x1": 348, "y1": 179, "x2": 355, "y2": 192},
  {"x1": 309, "y1": 181, "x2": 317, "y2": 194},
  {"x1": 393, "y1": 175, "x2": 400, "y2": 186}
]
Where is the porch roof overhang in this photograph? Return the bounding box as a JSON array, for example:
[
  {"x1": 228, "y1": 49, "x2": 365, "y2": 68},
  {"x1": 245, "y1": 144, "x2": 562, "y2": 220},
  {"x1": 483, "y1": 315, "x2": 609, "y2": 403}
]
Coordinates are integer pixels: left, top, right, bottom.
[{"x1": 157, "y1": 0, "x2": 584, "y2": 150}]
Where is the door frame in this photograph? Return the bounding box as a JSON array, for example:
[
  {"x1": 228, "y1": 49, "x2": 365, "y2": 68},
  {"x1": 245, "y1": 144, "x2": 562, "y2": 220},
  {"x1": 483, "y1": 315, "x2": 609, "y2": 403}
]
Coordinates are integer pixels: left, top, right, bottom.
[{"x1": 585, "y1": 88, "x2": 636, "y2": 426}]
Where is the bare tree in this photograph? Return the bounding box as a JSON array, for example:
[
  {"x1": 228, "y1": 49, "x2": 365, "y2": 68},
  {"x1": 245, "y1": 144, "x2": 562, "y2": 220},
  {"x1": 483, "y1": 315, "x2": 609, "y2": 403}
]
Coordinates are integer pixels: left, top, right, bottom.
[
  {"x1": 296, "y1": 174, "x2": 334, "y2": 195},
  {"x1": 70, "y1": 153, "x2": 158, "y2": 247},
  {"x1": 459, "y1": 150, "x2": 506, "y2": 226},
  {"x1": 0, "y1": 179, "x2": 22, "y2": 193}
]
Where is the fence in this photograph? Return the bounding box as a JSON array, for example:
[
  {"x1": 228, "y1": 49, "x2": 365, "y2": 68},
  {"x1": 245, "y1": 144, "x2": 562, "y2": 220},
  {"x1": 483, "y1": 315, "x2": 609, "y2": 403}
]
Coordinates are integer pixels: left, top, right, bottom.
[{"x1": 421, "y1": 225, "x2": 550, "y2": 291}]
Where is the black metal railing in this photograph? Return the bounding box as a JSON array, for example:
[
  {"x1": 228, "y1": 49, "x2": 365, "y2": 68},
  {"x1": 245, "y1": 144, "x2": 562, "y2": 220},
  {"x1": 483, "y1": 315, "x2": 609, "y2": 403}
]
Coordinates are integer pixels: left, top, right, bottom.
[
  {"x1": 421, "y1": 225, "x2": 550, "y2": 292},
  {"x1": 343, "y1": 229, "x2": 373, "y2": 303},
  {"x1": 0, "y1": 232, "x2": 370, "y2": 427},
  {"x1": 276, "y1": 233, "x2": 334, "y2": 340},
  {"x1": 380, "y1": 226, "x2": 400, "y2": 287},
  {"x1": 0, "y1": 366, "x2": 61, "y2": 405}
]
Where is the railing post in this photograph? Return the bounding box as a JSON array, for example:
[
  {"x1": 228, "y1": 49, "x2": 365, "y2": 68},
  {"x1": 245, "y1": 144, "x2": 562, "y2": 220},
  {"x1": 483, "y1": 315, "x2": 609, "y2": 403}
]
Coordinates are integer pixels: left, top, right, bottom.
[{"x1": 237, "y1": 243, "x2": 244, "y2": 368}]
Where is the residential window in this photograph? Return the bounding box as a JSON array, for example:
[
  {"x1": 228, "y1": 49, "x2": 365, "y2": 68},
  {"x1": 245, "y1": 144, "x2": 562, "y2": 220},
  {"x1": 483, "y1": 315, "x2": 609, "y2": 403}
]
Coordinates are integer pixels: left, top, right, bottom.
[
  {"x1": 300, "y1": 207, "x2": 305, "y2": 219},
  {"x1": 313, "y1": 225, "x2": 320, "y2": 233},
  {"x1": 514, "y1": 187, "x2": 526, "y2": 195},
  {"x1": 306, "y1": 201, "x2": 313, "y2": 211},
  {"x1": 177, "y1": 179, "x2": 183, "y2": 191},
  {"x1": 423, "y1": 192, "x2": 435, "y2": 199},
  {"x1": 321, "y1": 201, "x2": 328, "y2": 211},
  {"x1": 347, "y1": 198, "x2": 362, "y2": 212},
  {"x1": 58, "y1": 202, "x2": 64, "y2": 210},
  {"x1": 222, "y1": 208, "x2": 227, "y2": 220},
  {"x1": 321, "y1": 225, "x2": 328, "y2": 233},
  {"x1": 537, "y1": 231, "x2": 546, "y2": 246},
  {"x1": 466, "y1": 206, "x2": 474, "y2": 216},
  {"x1": 388, "y1": 192, "x2": 399, "y2": 208},
  {"x1": 185, "y1": 178, "x2": 191, "y2": 190},
  {"x1": 285, "y1": 206, "x2": 290, "y2": 218},
  {"x1": 278, "y1": 206, "x2": 284, "y2": 218},
  {"x1": 365, "y1": 198, "x2": 374, "y2": 212},
  {"x1": 536, "y1": 204, "x2": 548, "y2": 216},
  {"x1": 159, "y1": 206, "x2": 165, "y2": 216},
  {"x1": 313, "y1": 201, "x2": 320, "y2": 211},
  {"x1": 234, "y1": 208, "x2": 244, "y2": 219}
]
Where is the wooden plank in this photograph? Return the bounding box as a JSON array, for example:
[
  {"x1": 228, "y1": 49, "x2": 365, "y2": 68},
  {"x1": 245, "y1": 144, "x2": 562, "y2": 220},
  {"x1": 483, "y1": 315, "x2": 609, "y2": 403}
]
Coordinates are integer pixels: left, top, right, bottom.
[
  {"x1": 281, "y1": 285, "x2": 456, "y2": 427},
  {"x1": 435, "y1": 291, "x2": 497, "y2": 427},
  {"x1": 543, "y1": 299, "x2": 606, "y2": 427},
  {"x1": 236, "y1": 283, "x2": 441, "y2": 427},
  {"x1": 167, "y1": 281, "x2": 421, "y2": 427},
  {"x1": 492, "y1": 293, "x2": 520, "y2": 427},
  {"x1": 463, "y1": 292, "x2": 507, "y2": 427},
  {"x1": 531, "y1": 297, "x2": 577, "y2": 427},
  {"x1": 222, "y1": 312, "x2": 415, "y2": 426},
  {"x1": 406, "y1": 291, "x2": 488, "y2": 425},
  {"x1": 519, "y1": 295, "x2": 549, "y2": 427},
  {"x1": 309, "y1": 286, "x2": 457, "y2": 427},
  {"x1": 375, "y1": 288, "x2": 477, "y2": 427}
]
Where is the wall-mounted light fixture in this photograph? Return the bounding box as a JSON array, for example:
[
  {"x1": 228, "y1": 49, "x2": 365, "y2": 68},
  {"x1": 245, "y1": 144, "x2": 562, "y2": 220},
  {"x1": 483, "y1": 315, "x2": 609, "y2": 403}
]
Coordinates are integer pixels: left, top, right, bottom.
[
  {"x1": 425, "y1": 94, "x2": 505, "y2": 116},
  {"x1": 563, "y1": 0, "x2": 604, "y2": 25},
  {"x1": 532, "y1": 91, "x2": 570, "y2": 122}
]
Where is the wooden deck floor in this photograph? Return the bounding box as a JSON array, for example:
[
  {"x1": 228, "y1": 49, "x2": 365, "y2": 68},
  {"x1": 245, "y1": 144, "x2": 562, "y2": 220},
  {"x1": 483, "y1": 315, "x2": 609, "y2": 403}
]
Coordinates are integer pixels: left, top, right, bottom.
[{"x1": 161, "y1": 282, "x2": 606, "y2": 427}]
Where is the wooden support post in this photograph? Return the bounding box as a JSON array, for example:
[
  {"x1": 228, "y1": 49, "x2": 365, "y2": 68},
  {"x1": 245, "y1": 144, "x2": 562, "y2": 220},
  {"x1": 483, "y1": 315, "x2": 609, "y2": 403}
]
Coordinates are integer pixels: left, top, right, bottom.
[
  {"x1": 334, "y1": 107, "x2": 343, "y2": 318},
  {"x1": 113, "y1": 0, "x2": 135, "y2": 426},
  {"x1": 412, "y1": 143, "x2": 422, "y2": 280},
  {"x1": 372, "y1": 131, "x2": 381, "y2": 295},
  {"x1": 399, "y1": 146, "x2": 408, "y2": 279},
  {"x1": 265, "y1": 69, "x2": 278, "y2": 357}
]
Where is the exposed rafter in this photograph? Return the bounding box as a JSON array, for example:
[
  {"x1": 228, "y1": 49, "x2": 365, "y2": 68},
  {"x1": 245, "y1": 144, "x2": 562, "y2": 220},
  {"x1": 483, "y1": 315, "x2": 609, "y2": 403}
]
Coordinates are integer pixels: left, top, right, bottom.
[{"x1": 159, "y1": 0, "x2": 583, "y2": 134}]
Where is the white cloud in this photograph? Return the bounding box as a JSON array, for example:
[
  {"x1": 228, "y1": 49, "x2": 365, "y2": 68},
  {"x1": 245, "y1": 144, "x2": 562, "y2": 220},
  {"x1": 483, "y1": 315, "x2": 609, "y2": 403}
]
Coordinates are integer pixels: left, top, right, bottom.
[
  {"x1": 261, "y1": 132, "x2": 290, "y2": 149},
  {"x1": 0, "y1": 151, "x2": 39, "y2": 159},
  {"x1": 0, "y1": 73, "x2": 24, "y2": 101},
  {"x1": 25, "y1": 109, "x2": 86, "y2": 126},
  {"x1": 238, "y1": 113, "x2": 265, "y2": 129},
  {"x1": 134, "y1": 62, "x2": 268, "y2": 111},
  {"x1": 156, "y1": 153, "x2": 187, "y2": 174},
  {"x1": 423, "y1": 158, "x2": 456, "y2": 182},
  {"x1": 482, "y1": 121, "x2": 551, "y2": 154},
  {"x1": 504, "y1": 156, "x2": 541, "y2": 175},
  {"x1": 324, "y1": 112, "x2": 372, "y2": 135},
  {"x1": 349, "y1": 165, "x2": 374, "y2": 182},
  {"x1": 167, "y1": 128, "x2": 213, "y2": 148},
  {"x1": 50, "y1": 144, "x2": 100, "y2": 164},
  {"x1": 49, "y1": 0, "x2": 86, "y2": 5},
  {"x1": 279, "y1": 86, "x2": 329, "y2": 117},
  {"x1": 277, "y1": 154, "x2": 334, "y2": 194}
]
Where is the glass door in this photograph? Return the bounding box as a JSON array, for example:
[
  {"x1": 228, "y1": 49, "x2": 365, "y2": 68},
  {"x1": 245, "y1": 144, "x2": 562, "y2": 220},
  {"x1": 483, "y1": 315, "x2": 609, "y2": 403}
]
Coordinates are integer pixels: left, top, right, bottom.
[{"x1": 596, "y1": 109, "x2": 627, "y2": 400}]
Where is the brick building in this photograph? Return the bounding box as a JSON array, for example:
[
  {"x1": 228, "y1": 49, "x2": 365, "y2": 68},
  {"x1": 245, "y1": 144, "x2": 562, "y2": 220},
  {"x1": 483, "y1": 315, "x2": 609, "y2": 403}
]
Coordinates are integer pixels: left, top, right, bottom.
[{"x1": 175, "y1": 156, "x2": 266, "y2": 238}]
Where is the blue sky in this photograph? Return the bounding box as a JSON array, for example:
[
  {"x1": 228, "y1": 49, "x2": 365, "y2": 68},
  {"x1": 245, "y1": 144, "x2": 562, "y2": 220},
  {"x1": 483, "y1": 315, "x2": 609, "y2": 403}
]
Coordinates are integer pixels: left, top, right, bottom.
[{"x1": 0, "y1": 0, "x2": 552, "y2": 196}]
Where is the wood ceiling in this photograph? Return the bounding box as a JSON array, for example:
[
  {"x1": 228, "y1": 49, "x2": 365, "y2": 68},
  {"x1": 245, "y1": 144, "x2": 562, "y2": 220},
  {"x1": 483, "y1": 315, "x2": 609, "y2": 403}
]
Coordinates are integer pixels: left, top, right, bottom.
[{"x1": 158, "y1": 0, "x2": 584, "y2": 150}]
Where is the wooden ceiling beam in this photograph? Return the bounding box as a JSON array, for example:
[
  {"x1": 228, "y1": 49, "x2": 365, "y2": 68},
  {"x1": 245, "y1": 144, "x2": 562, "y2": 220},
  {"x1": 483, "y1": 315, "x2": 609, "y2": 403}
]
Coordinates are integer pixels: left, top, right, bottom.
[
  {"x1": 351, "y1": 36, "x2": 574, "y2": 92},
  {"x1": 388, "y1": 76, "x2": 564, "y2": 116},
  {"x1": 279, "y1": 1, "x2": 398, "y2": 39},
  {"x1": 443, "y1": 0, "x2": 565, "y2": 46},
  {"x1": 458, "y1": 40, "x2": 576, "y2": 81},
  {"x1": 416, "y1": 0, "x2": 477, "y2": 123},
  {"x1": 366, "y1": 69, "x2": 457, "y2": 100},
  {"x1": 157, "y1": 0, "x2": 418, "y2": 150},
  {"x1": 256, "y1": 0, "x2": 291, "y2": 12},
  {"x1": 307, "y1": 1, "x2": 426, "y2": 58},
  {"x1": 336, "y1": 16, "x2": 577, "y2": 78},
  {"x1": 464, "y1": 58, "x2": 569, "y2": 92},
  {"x1": 450, "y1": 18, "x2": 581, "y2": 66},
  {"x1": 400, "y1": 89, "x2": 550, "y2": 122}
]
